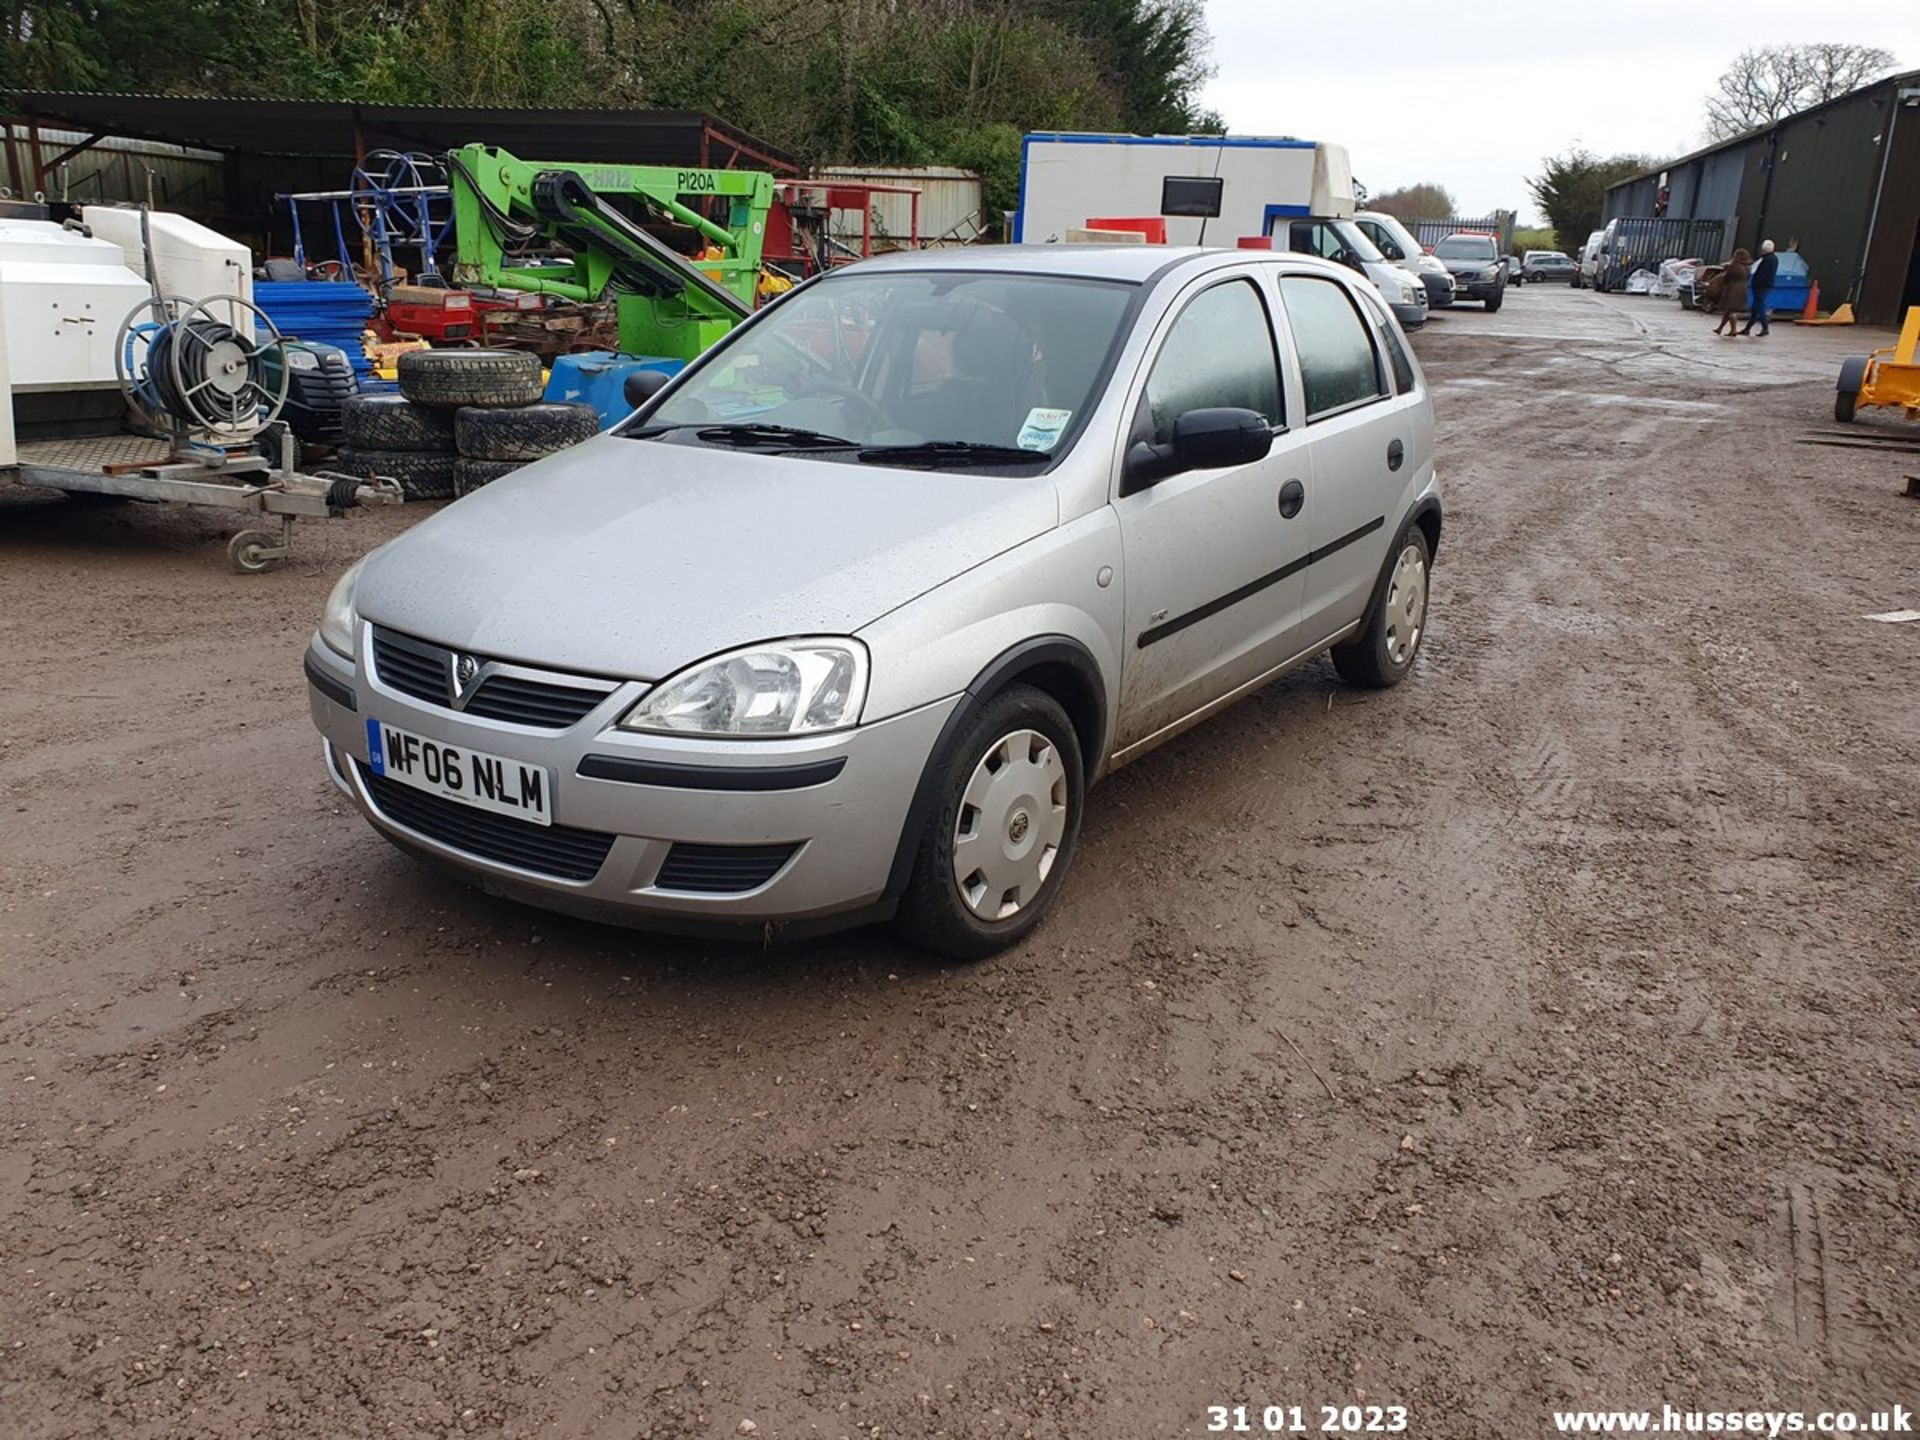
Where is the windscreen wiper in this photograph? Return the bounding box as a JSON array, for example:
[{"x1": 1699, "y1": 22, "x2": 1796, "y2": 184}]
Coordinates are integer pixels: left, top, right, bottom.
[
  {"x1": 625, "y1": 421, "x2": 856, "y2": 449},
  {"x1": 857, "y1": 441, "x2": 1046, "y2": 466}
]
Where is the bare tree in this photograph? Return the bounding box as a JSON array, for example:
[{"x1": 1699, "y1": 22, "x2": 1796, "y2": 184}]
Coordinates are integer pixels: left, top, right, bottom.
[
  {"x1": 1705, "y1": 44, "x2": 1899, "y2": 139},
  {"x1": 1369, "y1": 183, "x2": 1455, "y2": 224}
]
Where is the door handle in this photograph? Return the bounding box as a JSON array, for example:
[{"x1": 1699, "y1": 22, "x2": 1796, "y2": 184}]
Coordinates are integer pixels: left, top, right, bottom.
[
  {"x1": 1277, "y1": 479, "x2": 1306, "y2": 519},
  {"x1": 1387, "y1": 439, "x2": 1405, "y2": 472}
]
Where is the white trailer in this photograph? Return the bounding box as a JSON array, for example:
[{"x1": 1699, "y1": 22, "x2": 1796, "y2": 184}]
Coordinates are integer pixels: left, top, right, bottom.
[
  {"x1": 1014, "y1": 133, "x2": 1355, "y2": 246},
  {"x1": 0, "y1": 207, "x2": 397, "y2": 571}
]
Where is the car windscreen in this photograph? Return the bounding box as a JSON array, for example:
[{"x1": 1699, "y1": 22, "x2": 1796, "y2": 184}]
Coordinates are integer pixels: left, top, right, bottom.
[
  {"x1": 1371, "y1": 217, "x2": 1423, "y2": 258},
  {"x1": 1331, "y1": 221, "x2": 1387, "y2": 265},
  {"x1": 632, "y1": 271, "x2": 1137, "y2": 463},
  {"x1": 1435, "y1": 237, "x2": 1497, "y2": 260}
]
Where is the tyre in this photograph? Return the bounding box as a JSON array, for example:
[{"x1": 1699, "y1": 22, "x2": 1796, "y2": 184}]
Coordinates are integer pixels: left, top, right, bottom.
[
  {"x1": 1484, "y1": 294, "x2": 1502, "y2": 313},
  {"x1": 456, "y1": 457, "x2": 522, "y2": 495},
  {"x1": 1332, "y1": 525, "x2": 1431, "y2": 689},
  {"x1": 455, "y1": 402, "x2": 600, "y2": 461},
  {"x1": 895, "y1": 684, "x2": 1085, "y2": 961},
  {"x1": 397, "y1": 348, "x2": 543, "y2": 409},
  {"x1": 341, "y1": 394, "x2": 457, "y2": 452},
  {"x1": 336, "y1": 446, "x2": 459, "y2": 500},
  {"x1": 1834, "y1": 356, "x2": 1868, "y2": 423}
]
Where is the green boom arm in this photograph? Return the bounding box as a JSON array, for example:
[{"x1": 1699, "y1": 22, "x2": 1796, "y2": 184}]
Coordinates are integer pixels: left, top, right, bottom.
[{"x1": 446, "y1": 143, "x2": 773, "y2": 361}]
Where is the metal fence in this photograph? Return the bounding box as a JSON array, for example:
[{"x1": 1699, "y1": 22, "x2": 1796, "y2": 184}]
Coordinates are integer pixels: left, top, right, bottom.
[
  {"x1": 1593, "y1": 216, "x2": 1731, "y2": 292},
  {"x1": 1415, "y1": 215, "x2": 1514, "y2": 251}
]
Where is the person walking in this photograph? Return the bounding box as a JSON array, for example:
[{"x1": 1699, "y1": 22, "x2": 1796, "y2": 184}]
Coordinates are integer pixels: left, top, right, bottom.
[
  {"x1": 1743, "y1": 240, "x2": 1779, "y2": 336},
  {"x1": 1714, "y1": 248, "x2": 1751, "y2": 337}
]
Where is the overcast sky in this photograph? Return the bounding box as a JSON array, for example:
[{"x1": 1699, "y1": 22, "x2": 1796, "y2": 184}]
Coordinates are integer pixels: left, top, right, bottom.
[{"x1": 1198, "y1": 5, "x2": 1910, "y2": 225}]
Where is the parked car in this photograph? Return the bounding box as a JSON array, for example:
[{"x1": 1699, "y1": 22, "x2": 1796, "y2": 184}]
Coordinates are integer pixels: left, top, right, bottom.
[
  {"x1": 1503, "y1": 256, "x2": 1523, "y2": 285},
  {"x1": 1432, "y1": 232, "x2": 1506, "y2": 310},
  {"x1": 1281, "y1": 215, "x2": 1430, "y2": 330},
  {"x1": 1352, "y1": 209, "x2": 1456, "y2": 309},
  {"x1": 1522, "y1": 250, "x2": 1575, "y2": 283},
  {"x1": 305, "y1": 246, "x2": 1441, "y2": 959},
  {"x1": 1572, "y1": 229, "x2": 1605, "y2": 289}
]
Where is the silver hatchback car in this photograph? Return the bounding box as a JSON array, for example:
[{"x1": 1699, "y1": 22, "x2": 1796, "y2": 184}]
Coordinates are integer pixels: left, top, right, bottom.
[{"x1": 305, "y1": 246, "x2": 1440, "y2": 958}]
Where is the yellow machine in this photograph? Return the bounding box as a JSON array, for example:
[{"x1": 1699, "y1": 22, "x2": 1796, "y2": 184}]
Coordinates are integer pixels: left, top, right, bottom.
[{"x1": 1835, "y1": 306, "x2": 1920, "y2": 422}]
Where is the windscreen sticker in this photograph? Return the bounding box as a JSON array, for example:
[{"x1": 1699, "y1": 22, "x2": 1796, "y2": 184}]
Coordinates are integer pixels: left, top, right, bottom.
[{"x1": 1017, "y1": 407, "x2": 1072, "y2": 453}]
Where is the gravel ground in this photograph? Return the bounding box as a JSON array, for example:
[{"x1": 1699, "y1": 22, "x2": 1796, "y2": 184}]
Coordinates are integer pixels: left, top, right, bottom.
[{"x1": 3, "y1": 285, "x2": 1917, "y2": 1439}]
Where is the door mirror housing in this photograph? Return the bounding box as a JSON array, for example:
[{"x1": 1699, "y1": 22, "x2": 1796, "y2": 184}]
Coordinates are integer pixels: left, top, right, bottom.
[
  {"x1": 623, "y1": 368, "x2": 672, "y2": 409},
  {"x1": 1123, "y1": 407, "x2": 1274, "y2": 494}
]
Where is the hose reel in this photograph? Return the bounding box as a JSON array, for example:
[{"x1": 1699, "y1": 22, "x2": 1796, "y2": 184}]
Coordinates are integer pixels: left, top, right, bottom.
[{"x1": 115, "y1": 294, "x2": 291, "y2": 439}]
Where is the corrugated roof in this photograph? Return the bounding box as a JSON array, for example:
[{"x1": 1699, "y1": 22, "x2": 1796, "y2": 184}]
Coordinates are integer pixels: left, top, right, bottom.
[
  {"x1": 3, "y1": 91, "x2": 800, "y2": 173},
  {"x1": 1605, "y1": 68, "x2": 1920, "y2": 194}
]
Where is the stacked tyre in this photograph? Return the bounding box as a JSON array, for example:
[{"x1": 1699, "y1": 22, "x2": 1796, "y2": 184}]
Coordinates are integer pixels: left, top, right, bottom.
[
  {"x1": 337, "y1": 393, "x2": 460, "y2": 500},
  {"x1": 336, "y1": 350, "x2": 600, "y2": 501}
]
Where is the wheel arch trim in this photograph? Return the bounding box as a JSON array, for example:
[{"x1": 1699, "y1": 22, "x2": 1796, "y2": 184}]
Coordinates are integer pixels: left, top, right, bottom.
[{"x1": 881, "y1": 634, "x2": 1107, "y2": 900}]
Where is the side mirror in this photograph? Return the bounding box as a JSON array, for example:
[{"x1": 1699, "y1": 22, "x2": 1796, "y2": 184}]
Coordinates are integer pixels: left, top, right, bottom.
[
  {"x1": 1123, "y1": 407, "x2": 1273, "y2": 493},
  {"x1": 623, "y1": 368, "x2": 672, "y2": 409}
]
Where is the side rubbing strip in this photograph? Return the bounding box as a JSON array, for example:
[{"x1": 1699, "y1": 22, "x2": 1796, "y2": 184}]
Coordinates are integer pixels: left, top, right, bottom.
[{"x1": 1137, "y1": 515, "x2": 1386, "y2": 648}]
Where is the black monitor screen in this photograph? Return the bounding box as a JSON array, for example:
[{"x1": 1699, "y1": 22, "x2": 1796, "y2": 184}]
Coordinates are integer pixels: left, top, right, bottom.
[{"x1": 1160, "y1": 175, "x2": 1224, "y2": 218}]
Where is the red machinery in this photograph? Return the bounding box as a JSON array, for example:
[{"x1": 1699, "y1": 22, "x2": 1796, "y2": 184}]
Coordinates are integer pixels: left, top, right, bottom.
[
  {"x1": 381, "y1": 283, "x2": 475, "y2": 344},
  {"x1": 766, "y1": 180, "x2": 924, "y2": 278}
]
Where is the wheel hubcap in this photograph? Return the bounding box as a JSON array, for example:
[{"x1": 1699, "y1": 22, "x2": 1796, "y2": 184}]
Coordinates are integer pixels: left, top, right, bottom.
[
  {"x1": 952, "y1": 729, "x2": 1069, "y2": 921},
  {"x1": 1383, "y1": 543, "x2": 1427, "y2": 668}
]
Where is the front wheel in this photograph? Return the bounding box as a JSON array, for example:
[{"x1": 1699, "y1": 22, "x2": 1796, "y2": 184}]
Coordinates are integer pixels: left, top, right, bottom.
[
  {"x1": 1332, "y1": 527, "x2": 1431, "y2": 688},
  {"x1": 894, "y1": 685, "x2": 1085, "y2": 961},
  {"x1": 1484, "y1": 294, "x2": 1502, "y2": 313}
]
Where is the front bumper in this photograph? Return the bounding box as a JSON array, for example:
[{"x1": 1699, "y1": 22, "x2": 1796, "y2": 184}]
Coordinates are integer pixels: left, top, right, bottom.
[
  {"x1": 1420, "y1": 273, "x2": 1455, "y2": 307},
  {"x1": 1452, "y1": 275, "x2": 1504, "y2": 302},
  {"x1": 305, "y1": 630, "x2": 956, "y2": 933}
]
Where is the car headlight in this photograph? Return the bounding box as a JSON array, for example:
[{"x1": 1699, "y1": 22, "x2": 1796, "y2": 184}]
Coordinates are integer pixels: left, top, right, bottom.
[
  {"x1": 619, "y1": 638, "x2": 869, "y2": 737},
  {"x1": 1401, "y1": 284, "x2": 1418, "y2": 304},
  {"x1": 319, "y1": 556, "x2": 365, "y2": 658},
  {"x1": 1480, "y1": 267, "x2": 1500, "y2": 281},
  {"x1": 284, "y1": 347, "x2": 321, "y2": 371}
]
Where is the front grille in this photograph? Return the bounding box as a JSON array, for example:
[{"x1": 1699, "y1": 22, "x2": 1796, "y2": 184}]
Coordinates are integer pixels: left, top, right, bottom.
[
  {"x1": 462, "y1": 674, "x2": 610, "y2": 728},
  {"x1": 356, "y1": 762, "x2": 615, "y2": 882},
  {"x1": 654, "y1": 842, "x2": 800, "y2": 895},
  {"x1": 370, "y1": 626, "x2": 613, "y2": 729},
  {"x1": 372, "y1": 628, "x2": 450, "y2": 705}
]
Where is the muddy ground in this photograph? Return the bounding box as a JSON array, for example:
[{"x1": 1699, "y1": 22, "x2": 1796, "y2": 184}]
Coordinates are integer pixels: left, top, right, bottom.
[{"x1": 3, "y1": 286, "x2": 1917, "y2": 1439}]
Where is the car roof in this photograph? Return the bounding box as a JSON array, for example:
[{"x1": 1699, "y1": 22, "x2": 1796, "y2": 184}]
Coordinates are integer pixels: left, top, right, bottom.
[{"x1": 841, "y1": 244, "x2": 1353, "y2": 287}]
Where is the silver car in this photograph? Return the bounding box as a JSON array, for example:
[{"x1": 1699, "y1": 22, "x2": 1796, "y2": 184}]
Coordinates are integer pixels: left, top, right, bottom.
[{"x1": 305, "y1": 246, "x2": 1441, "y2": 958}]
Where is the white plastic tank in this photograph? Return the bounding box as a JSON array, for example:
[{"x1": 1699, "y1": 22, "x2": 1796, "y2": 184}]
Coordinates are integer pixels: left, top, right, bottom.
[
  {"x1": 0, "y1": 219, "x2": 153, "y2": 390},
  {"x1": 82, "y1": 206, "x2": 251, "y2": 309}
]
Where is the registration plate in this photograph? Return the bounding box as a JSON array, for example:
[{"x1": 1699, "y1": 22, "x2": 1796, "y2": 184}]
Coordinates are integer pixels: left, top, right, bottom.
[{"x1": 366, "y1": 719, "x2": 552, "y2": 826}]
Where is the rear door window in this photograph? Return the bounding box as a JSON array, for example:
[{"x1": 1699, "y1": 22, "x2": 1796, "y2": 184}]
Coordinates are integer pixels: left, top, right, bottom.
[
  {"x1": 1140, "y1": 278, "x2": 1284, "y2": 443},
  {"x1": 1278, "y1": 276, "x2": 1387, "y2": 419}
]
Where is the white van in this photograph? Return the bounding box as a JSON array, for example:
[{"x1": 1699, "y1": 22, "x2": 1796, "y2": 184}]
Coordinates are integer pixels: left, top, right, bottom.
[
  {"x1": 1573, "y1": 229, "x2": 1605, "y2": 289},
  {"x1": 1353, "y1": 210, "x2": 1456, "y2": 309}
]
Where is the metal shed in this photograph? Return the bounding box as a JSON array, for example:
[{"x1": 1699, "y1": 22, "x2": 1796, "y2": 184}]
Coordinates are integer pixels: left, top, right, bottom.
[{"x1": 1604, "y1": 70, "x2": 1920, "y2": 325}]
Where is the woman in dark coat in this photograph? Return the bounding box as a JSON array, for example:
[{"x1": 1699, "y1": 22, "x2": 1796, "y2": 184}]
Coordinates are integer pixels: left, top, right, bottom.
[{"x1": 1714, "y1": 248, "x2": 1751, "y2": 337}]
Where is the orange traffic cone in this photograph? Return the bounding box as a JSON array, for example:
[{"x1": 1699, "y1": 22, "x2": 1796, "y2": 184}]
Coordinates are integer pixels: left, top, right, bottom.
[{"x1": 1800, "y1": 282, "x2": 1819, "y2": 321}]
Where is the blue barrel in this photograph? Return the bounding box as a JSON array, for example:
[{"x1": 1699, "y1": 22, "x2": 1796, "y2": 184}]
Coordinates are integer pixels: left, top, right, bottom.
[
  {"x1": 544, "y1": 353, "x2": 685, "y2": 429},
  {"x1": 1760, "y1": 251, "x2": 1811, "y2": 316}
]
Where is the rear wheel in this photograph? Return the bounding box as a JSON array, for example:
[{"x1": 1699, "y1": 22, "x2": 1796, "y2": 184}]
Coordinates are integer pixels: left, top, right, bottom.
[
  {"x1": 1332, "y1": 527, "x2": 1431, "y2": 688},
  {"x1": 895, "y1": 685, "x2": 1084, "y2": 961}
]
